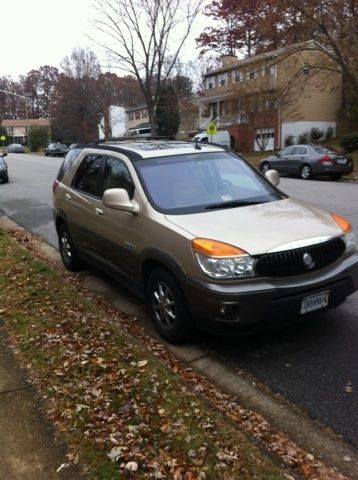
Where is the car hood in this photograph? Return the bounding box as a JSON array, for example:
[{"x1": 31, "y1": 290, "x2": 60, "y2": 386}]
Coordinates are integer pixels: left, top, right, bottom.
[{"x1": 165, "y1": 197, "x2": 344, "y2": 255}]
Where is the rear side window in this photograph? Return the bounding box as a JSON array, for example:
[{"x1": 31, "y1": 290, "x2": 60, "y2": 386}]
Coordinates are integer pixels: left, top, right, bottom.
[
  {"x1": 57, "y1": 148, "x2": 83, "y2": 181},
  {"x1": 73, "y1": 155, "x2": 103, "y2": 196}
]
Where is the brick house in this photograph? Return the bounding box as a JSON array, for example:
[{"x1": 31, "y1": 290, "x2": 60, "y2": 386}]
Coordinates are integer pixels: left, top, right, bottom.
[{"x1": 199, "y1": 40, "x2": 342, "y2": 151}]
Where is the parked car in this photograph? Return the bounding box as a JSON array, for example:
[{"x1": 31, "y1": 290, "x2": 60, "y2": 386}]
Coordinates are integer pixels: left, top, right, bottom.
[
  {"x1": 0, "y1": 153, "x2": 8, "y2": 183},
  {"x1": 53, "y1": 139, "x2": 358, "y2": 343},
  {"x1": 192, "y1": 130, "x2": 232, "y2": 148},
  {"x1": 259, "y1": 144, "x2": 353, "y2": 180},
  {"x1": 45, "y1": 143, "x2": 69, "y2": 157},
  {"x1": 7, "y1": 143, "x2": 25, "y2": 153}
]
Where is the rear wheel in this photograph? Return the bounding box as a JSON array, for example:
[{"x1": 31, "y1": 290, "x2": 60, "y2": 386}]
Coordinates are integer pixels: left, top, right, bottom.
[
  {"x1": 300, "y1": 164, "x2": 312, "y2": 180},
  {"x1": 58, "y1": 224, "x2": 82, "y2": 271},
  {"x1": 3, "y1": 176, "x2": 8, "y2": 183},
  {"x1": 147, "y1": 268, "x2": 192, "y2": 343},
  {"x1": 260, "y1": 161, "x2": 270, "y2": 174}
]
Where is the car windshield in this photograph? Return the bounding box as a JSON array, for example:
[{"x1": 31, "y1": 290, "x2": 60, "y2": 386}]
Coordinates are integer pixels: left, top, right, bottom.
[{"x1": 135, "y1": 151, "x2": 285, "y2": 214}]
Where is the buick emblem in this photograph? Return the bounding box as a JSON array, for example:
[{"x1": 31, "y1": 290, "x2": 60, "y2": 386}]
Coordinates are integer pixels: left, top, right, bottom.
[{"x1": 303, "y1": 252, "x2": 315, "y2": 270}]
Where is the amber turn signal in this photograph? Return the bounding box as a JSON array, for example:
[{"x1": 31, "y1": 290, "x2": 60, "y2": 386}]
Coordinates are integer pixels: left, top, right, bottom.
[
  {"x1": 331, "y1": 212, "x2": 352, "y2": 233},
  {"x1": 191, "y1": 238, "x2": 247, "y2": 257}
]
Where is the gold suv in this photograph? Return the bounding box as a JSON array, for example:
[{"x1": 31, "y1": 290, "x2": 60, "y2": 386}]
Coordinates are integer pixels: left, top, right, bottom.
[{"x1": 53, "y1": 139, "x2": 358, "y2": 343}]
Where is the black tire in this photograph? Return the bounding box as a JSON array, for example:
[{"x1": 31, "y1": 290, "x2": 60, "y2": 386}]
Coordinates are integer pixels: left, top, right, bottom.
[
  {"x1": 330, "y1": 174, "x2": 342, "y2": 181},
  {"x1": 260, "y1": 161, "x2": 270, "y2": 174},
  {"x1": 58, "y1": 223, "x2": 82, "y2": 271},
  {"x1": 300, "y1": 164, "x2": 312, "y2": 180},
  {"x1": 3, "y1": 176, "x2": 8, "y2": 183},
  {"x1": 147, "y1": 268, "x2": 192, "y2": 343}
]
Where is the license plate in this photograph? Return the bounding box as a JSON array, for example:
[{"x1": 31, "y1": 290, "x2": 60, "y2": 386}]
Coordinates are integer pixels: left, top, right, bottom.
[
  {"x1": 336, "y1": 158, "x2": 347, "y2": 165},
  {"x1": 300, "y1": 291, "x2": 330, "y2": 314}
]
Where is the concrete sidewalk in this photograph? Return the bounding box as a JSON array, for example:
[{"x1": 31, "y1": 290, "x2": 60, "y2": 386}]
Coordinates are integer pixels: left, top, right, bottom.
[{"x1": 0, "y1": 321, "x2": 83, "y2": 480}]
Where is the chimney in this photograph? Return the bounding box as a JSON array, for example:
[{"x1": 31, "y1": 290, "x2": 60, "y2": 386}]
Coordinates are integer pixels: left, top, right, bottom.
[{"x1": 220, "y1": 55, "x2": 237, "y2": 68}]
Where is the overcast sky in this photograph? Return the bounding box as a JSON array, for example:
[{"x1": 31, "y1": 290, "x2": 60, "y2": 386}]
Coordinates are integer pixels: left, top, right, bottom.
[{"x1": 2, "y1": 0, "x2": 211, "y2": 80}]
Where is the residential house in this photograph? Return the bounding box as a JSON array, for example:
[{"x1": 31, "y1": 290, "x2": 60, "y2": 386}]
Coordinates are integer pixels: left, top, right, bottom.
[
  {"x1": 126, "y1": 104, "x2": 150, "y2": 134},
  {"x1": 1, "y1": 118, "x2": 51, "y2": 145},
  {"x1": 199, "y1": 40, "x2": 342, "y2": 151}
]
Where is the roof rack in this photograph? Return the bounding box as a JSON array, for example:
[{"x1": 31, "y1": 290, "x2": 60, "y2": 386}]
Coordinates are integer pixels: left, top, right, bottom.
[{"x1": 85, "y1": 136, "x2": 177, "y2": 145}]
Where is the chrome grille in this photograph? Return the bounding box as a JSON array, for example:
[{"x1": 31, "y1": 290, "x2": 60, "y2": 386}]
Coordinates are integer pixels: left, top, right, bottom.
[{"x1": 254, "y1": 237, "x2": 346, "y2": 277}]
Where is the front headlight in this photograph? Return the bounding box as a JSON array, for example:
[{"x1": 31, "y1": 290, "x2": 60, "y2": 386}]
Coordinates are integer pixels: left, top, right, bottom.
[
  {"x1": 344, "y1": 231, "x2": 356, "y2": 253},
  {"x1": 331, "y1": 212, "x2": 356, "y2": 253},
  {"x1": 192, "y1": 238, "x2": 255, "y2": 279},
  {"x1": 0, "y1": 165, "x2": 5, "y2": 171}
]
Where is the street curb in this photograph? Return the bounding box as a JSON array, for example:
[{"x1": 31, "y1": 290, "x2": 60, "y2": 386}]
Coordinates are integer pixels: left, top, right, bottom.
[{"x1": 1, "y1": 214, "x2": 358, "y2": 479}]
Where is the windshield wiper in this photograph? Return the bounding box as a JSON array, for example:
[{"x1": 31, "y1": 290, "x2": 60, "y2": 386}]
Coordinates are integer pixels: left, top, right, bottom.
[{"x1": 205, "y1": 200, "x2": 259, "y2": 210}]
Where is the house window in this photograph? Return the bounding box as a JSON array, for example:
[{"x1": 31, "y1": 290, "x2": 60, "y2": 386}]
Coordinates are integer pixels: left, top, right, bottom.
[
  {"x1": 233, "y1": 70, "x2": 241, "y2": 83},
  {"x1": 128, "y1": 112, "x2": 134, "y2": 121},
  {"x1": 6, "y1": 127, "x2": 13, "y2": 134},
  {"x1": 249, "y1": 69, "x2": 256, "y2": 80},
  {"x1": 303, "y1": 64, "x2": 310, "y2": 76},
  {"x1": 206, "y1": 76, "x2": 215, "y2": 89},
  {"x1": 264, "y1": 62, "x2": 275, "y2": 76},
  {"x1": 218, "y1": 73, "x2": 228, "y2": 86},
  {"x1": 141, "y1": 109, "x2": 147, "y2": 119},
  {"x1": 266, "y1": 99, "x2": 277, "y2": 111},
  {"x1": 135, "y1": 110, "x2": 140, "y2": 120}
]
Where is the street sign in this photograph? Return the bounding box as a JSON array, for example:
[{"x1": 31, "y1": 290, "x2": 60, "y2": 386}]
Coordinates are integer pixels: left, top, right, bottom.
[
  {"x1": 206, "y1": 122, "x2": 217, "y2": 135},
  {"x1": 0, "y1": 135, "x2": 5, "y2": 141}
]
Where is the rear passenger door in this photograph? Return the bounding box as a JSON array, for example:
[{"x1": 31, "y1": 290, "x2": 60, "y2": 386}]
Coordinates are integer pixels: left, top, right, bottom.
[
  {"x1": 291, "y1": 146, "x2": 309, "y2": 174},
  {"x1": 66, "y1": 153, "x2": 105, "y2": 255}
]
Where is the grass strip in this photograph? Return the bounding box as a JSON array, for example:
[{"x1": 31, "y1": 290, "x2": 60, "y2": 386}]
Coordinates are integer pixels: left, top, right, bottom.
[{"x1": 0, "y1": 230, "x2": 287, "y2": 480}]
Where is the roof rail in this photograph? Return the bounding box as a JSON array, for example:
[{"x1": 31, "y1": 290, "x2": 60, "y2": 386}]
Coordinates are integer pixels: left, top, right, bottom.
[{"x1": 85, "y1": 136, "x2": 177, "y2": 144}]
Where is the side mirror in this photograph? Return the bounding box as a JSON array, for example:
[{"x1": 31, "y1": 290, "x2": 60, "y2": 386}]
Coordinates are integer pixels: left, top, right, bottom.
[
  {"x1": 265, "y1": 169, "x2": 280, "y2": 186},
  {"x1": 103, "y1": 188, "x2": 140, "y2": 214},
  {"x1": 1, "y1": 152, "x2": 7, "y2": 158}
]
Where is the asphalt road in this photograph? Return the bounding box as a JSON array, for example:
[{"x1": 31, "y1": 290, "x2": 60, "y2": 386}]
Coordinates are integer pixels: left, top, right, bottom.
[{"x1": 1, "y1": 152, "x2": 358, "y2": 449}]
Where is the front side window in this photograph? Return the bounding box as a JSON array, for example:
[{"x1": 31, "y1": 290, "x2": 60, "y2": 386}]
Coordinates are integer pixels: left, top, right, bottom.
[
  {"x1": 136, "y1": 152, "x2": 284, "y2": 214},
  {"x1": 73, "y1": 155, "x2": 103, "y2": 196},
  {"x1": 280, "y1": 146, "x2": 295, "y2": 156},
  {"x1": 101, "y1": 157, "x2": 134, "y2": 198}
]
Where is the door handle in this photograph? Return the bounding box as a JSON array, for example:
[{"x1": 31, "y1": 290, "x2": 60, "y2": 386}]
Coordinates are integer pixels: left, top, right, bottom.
[
  {"x1": 95, "y1": 208, "x2": 104, "y2": 216},
  {"x1": 65, "y1": 193, "x2": 72, "y2": 201}
]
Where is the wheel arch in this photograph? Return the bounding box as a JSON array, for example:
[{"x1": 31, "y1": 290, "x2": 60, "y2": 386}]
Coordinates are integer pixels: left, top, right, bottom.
[{"x1": 141, "y1": 248, "x2": 187, "y2": 295}]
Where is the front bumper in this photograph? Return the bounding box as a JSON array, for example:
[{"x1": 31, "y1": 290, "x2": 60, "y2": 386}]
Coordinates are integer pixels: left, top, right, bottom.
[{"x1": 183, "y1": 252, "x2": 358, "y2": 333}]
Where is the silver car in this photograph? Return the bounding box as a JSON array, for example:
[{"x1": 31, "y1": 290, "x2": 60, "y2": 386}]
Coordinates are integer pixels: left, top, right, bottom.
[
  {"x1": 259, "y1": 144, "x2": 353, "y2": 180},
  {"x1": 7, "y1": 143, "x2": 25, "y2": 153},
  {"x1": 53, "y1": 139, "x2": 358, "y2": 343}
]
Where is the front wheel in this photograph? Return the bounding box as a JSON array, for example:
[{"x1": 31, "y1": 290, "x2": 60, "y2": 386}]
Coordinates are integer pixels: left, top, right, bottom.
[
  {"x1": 300, "y1": 164, "x2": 312, "y2": 180},
  {"x1": 147, "y1": 268, "x2": 192, "y2": 343},
  {"x1": 58, "y1": 224, "x2": 82, "y2": 271}
]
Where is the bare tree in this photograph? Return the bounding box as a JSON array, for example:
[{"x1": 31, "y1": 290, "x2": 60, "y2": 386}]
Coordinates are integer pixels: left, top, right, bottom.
[{"x1": 92, "y1": 0, "x2": 204, "y2": 135}]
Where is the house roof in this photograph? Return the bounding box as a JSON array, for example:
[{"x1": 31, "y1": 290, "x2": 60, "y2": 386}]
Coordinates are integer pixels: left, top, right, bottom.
[
  {"x1": 204, "y1": 40, "x2": 326, "y2": 77},
  {"x1": 125, "y1": 104, "x2": 147, "y2": 113},
  {"x1": 1, "y1": 118, "x2": 51, "y2": 127}
]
